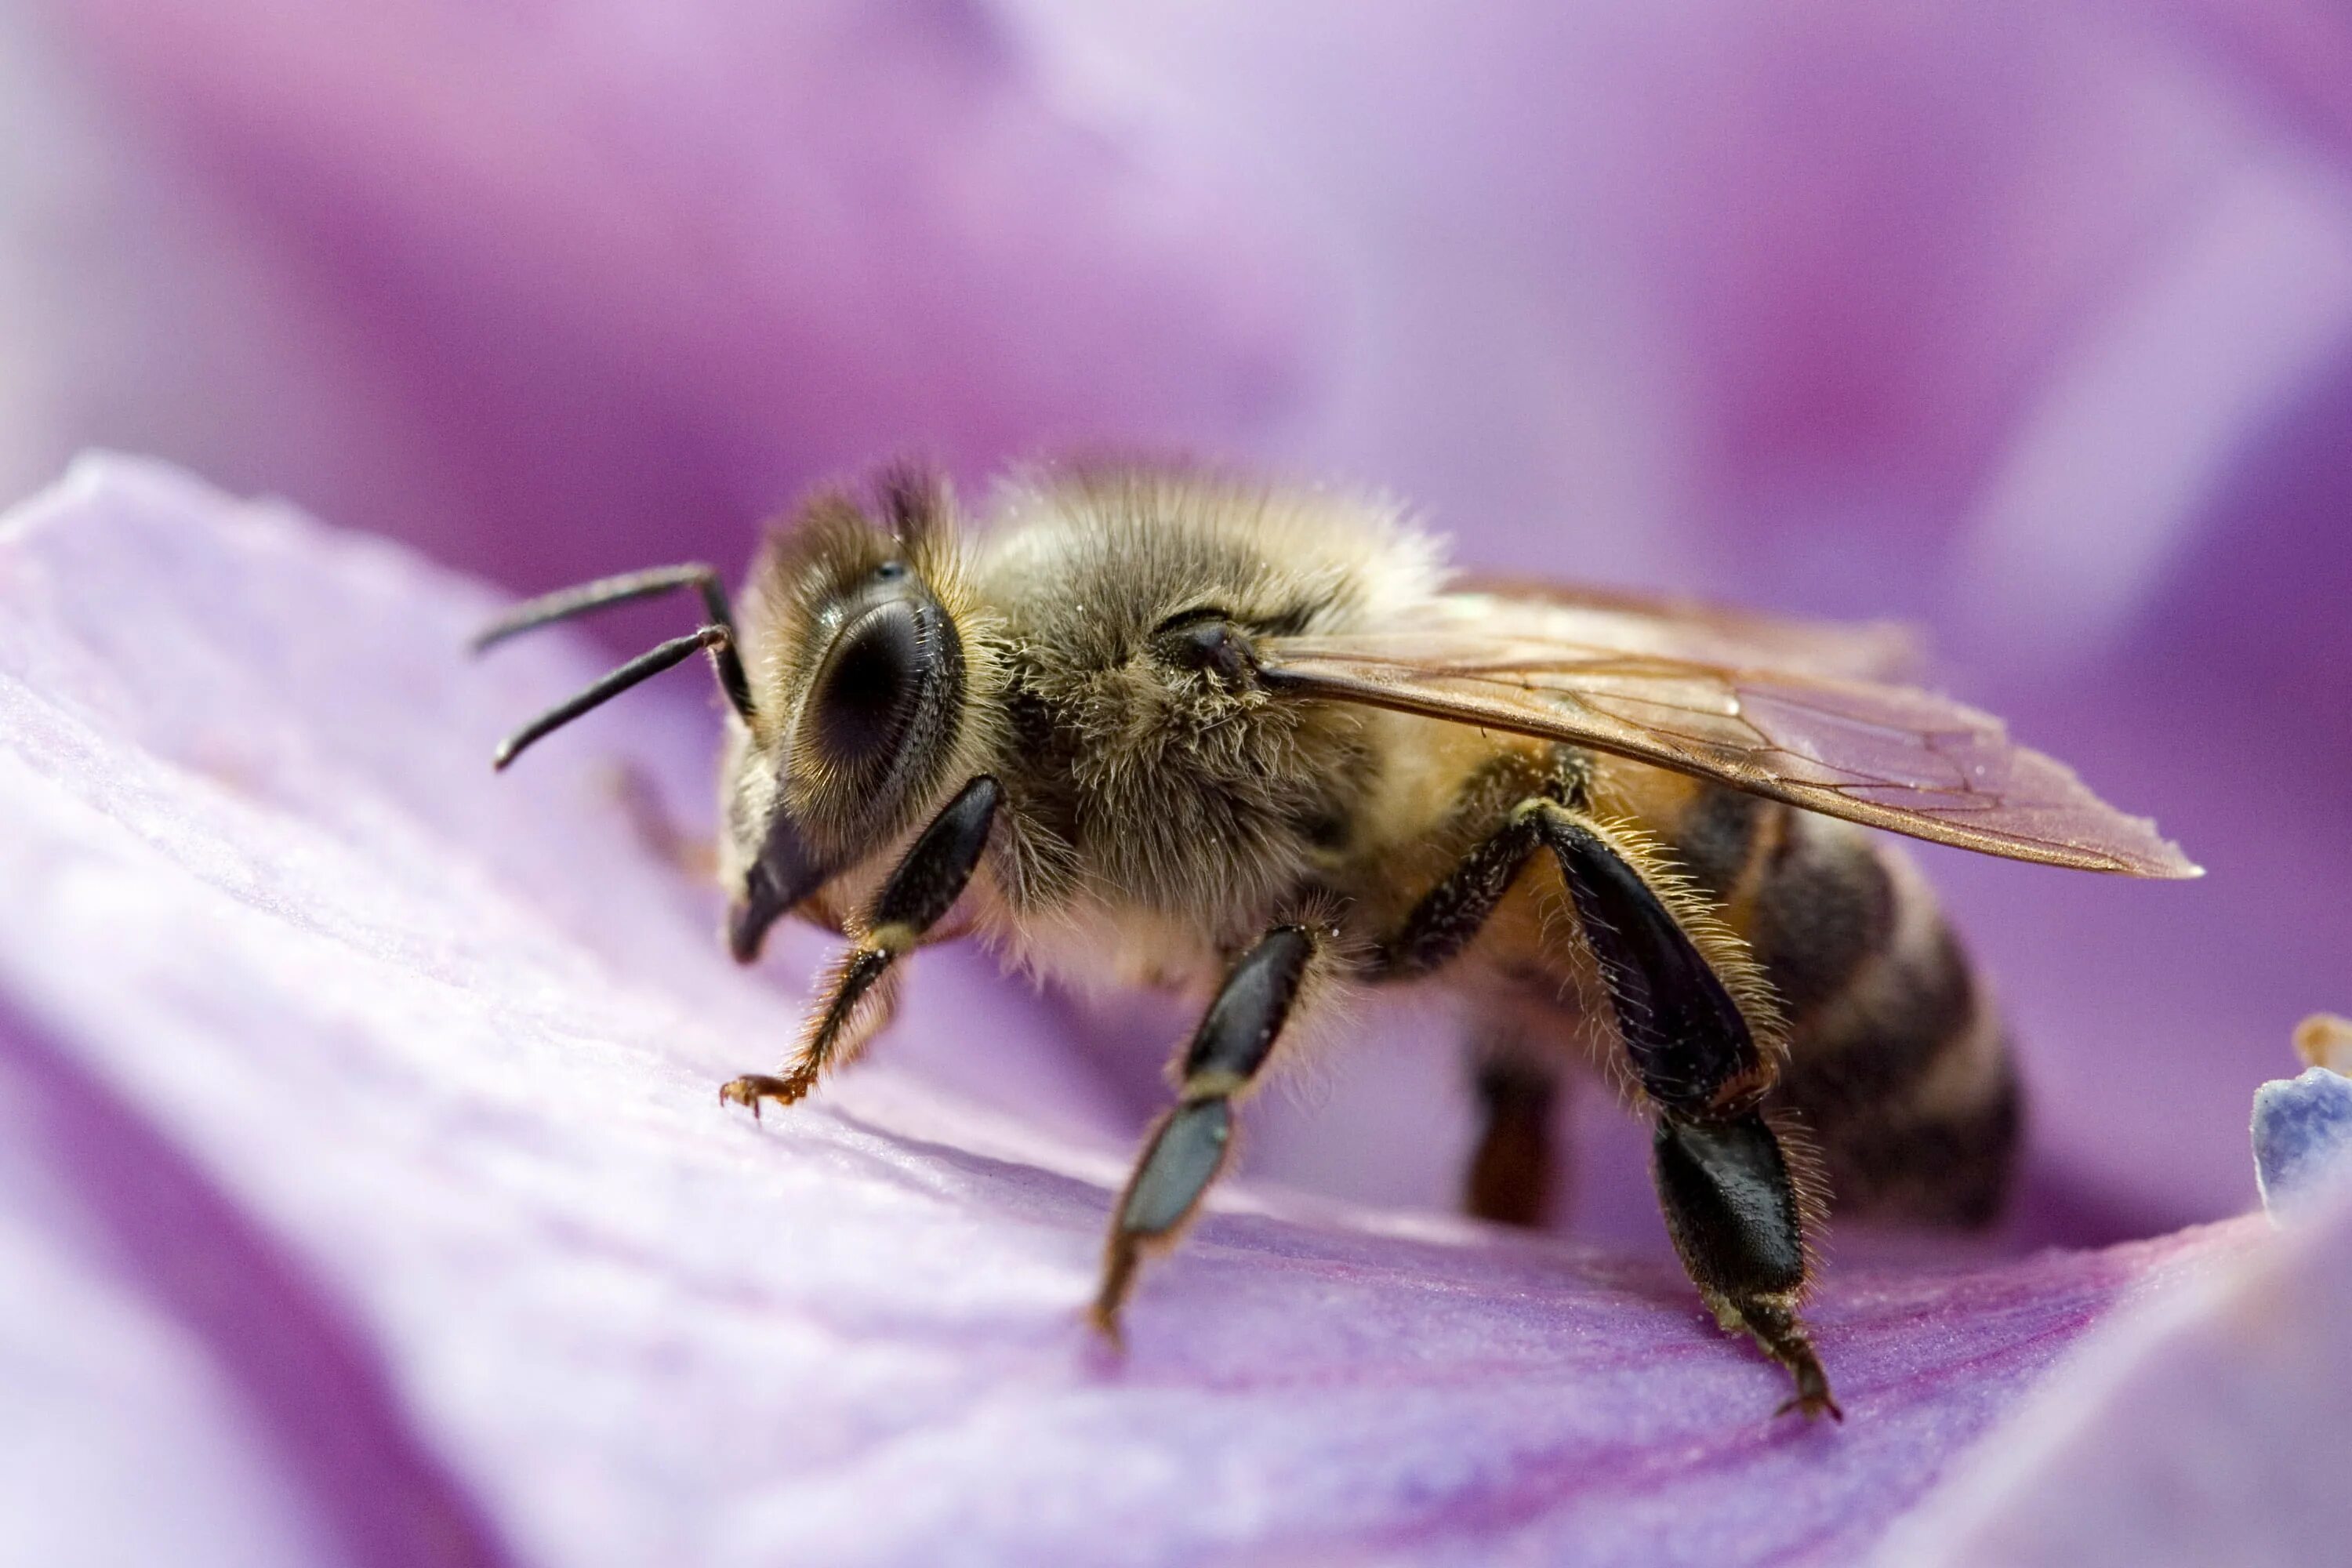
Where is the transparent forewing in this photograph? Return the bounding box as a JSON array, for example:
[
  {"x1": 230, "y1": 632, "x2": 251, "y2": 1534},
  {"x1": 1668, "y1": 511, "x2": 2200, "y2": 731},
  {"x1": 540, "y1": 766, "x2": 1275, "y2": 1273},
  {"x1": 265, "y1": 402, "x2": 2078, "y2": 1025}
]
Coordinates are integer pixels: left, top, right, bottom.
[
  {"x1": 1432, "y1": 583, "x2": 1922, "y2": 681},
  {"x1": 1261, "y1": 612, "x2": 2198, "y2": 878}
]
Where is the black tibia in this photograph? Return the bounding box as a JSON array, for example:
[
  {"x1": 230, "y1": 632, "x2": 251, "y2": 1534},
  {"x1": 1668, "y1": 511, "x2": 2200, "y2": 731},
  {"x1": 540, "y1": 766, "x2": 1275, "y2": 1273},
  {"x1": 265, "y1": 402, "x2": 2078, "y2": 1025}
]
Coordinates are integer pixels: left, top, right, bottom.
[
  {"x1": 1654, "y1": 1112, "x2": 1838, "y2": 1420},
  {"x1": 720, "y1": 776, "x2": 1000, "y2": 1117},
  {"x1": 474, "y1": 561, "x2": 754, "y2": 727},
  {"x1": 1093, "y1": 926, "x2": 1317, "y2": 1336},
  {"x1": 1371, "y1": 798, "x2": 1771, "y2": 1111},
  {"x1": 1181, "y1": 927, "x2": 1316, "y2": 1084},
  {"x1": 1537, "y1": 815, "x2": 1763, "y2": 1117},
  {"x1": 1465, "y1": 1042, "x2": 1559, "y2": 1229}
]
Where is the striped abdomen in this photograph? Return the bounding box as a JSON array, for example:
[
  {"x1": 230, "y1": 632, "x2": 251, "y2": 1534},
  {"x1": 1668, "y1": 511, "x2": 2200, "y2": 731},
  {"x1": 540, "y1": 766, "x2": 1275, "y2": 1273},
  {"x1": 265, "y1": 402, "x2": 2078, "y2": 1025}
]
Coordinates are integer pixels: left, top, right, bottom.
[{"x1": 1660, "y1": 782, "x2": 2021, "y2": 1227}]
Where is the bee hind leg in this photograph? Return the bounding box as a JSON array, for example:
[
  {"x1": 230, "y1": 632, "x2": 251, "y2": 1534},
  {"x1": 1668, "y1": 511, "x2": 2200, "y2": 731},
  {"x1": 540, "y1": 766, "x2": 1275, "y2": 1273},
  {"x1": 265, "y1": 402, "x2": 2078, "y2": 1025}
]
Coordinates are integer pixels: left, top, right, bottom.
[
  {"x1": 1537, "y1": 808, "x2": 1840, "y2": 1421},
  {"x1": 1093, "y1": 923, "x2": 1328, "y2": 1339},
  {"x1": 1465, "y1": 1028, "x2": 1561, "y2": 1229}
]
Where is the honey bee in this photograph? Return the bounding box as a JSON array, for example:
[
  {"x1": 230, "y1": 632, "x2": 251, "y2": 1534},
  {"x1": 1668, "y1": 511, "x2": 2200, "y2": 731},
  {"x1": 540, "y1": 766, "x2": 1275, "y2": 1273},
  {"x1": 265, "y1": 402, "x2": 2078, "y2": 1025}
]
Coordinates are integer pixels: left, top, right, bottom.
[{"x1": 475, "y1": 465, "x2": 2197, "y2": 1420}]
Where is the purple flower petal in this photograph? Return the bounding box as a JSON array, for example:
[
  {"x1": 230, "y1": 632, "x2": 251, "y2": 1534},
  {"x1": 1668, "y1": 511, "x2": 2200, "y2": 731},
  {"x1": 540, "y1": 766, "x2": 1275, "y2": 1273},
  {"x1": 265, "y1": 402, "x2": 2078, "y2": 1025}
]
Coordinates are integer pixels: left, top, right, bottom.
[
  {"x1": 0, "y1": 455, "x2": 2307, "y2": 1563},
  {"x1": 1883, "y1": 1173, "x2": 2352, "y2": 1566},
  {"x1": 5, "y1": 0, "x2": 2352, "y2": 1543},
  {"x1": 0, "y1": 0, "x2": 1315, "y2": 590}
]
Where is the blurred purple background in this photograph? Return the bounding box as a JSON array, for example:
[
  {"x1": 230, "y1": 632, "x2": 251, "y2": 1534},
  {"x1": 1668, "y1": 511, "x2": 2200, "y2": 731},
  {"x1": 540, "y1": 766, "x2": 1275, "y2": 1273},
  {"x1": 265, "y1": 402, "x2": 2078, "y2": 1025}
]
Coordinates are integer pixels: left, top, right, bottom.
[{"x1": 3, "y1": 0, "x2": 2347, "y2": 1245}]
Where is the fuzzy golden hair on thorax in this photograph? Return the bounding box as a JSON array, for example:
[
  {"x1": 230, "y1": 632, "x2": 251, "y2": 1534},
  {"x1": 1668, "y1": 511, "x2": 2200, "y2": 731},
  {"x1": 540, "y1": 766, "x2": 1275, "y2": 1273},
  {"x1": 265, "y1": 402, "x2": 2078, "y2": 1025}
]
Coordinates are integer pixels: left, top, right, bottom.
[{"x1": 966, "y1": 466, "x2": 1445, "y2": 937}]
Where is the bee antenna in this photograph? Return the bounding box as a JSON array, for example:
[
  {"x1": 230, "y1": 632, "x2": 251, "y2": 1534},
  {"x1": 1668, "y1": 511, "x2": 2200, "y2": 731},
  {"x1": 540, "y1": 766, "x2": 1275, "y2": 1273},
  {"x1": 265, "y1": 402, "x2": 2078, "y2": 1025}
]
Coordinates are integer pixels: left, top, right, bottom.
[
  {"x1": 492, "y1": 625, "x2": 740, "y2": 771},
  {"x1": 874, "y1": 463, "x2": 944, "y2": 550},
  {"x1": 474, "y1": 562, "x2": 754, "y2": 721}
]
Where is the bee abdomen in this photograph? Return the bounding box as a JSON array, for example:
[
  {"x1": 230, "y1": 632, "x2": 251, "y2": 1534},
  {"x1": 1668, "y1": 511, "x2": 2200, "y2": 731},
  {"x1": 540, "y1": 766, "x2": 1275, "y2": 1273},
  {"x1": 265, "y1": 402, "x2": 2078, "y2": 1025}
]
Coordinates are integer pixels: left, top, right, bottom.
[{"x1": 1675, "y1": 798, "x2": 2021, "y2": 1228}]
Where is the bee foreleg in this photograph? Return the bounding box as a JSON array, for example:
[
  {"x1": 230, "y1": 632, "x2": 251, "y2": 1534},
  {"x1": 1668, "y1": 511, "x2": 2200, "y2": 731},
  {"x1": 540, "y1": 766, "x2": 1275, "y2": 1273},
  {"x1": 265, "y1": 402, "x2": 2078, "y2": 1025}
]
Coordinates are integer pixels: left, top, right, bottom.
[
  {"x1": 719, "y1": 775, "x2": 1000, "y2": 1118},
  {"x1": 1091, "y1": 924, "x2": 1324, "y2": 1340},
  {"x1": 1538, "y1": 809, "x2": 1840, "y2": 1421}
]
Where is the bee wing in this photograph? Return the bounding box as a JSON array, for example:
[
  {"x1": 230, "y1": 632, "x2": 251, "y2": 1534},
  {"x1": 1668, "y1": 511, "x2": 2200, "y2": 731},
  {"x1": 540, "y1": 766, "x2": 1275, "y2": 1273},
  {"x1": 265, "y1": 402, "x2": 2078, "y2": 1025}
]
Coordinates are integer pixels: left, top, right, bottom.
[
  {"x1": 1437, "y1": 579, "x2": 1924, "y2": 681},
  {"x1": 1261, "y1": 608, "x2": 2199, "y2": 879}
]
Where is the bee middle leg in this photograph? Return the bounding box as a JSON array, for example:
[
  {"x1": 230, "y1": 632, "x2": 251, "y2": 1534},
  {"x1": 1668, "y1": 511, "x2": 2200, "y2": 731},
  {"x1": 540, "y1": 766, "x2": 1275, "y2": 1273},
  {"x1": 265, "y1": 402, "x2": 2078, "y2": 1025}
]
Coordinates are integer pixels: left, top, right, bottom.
[
  {"x1": 1370, "y1": 797, "x2": 1838, "y2": 1418},
  {"x1": 719, "y1": 775, "x2": 1000, "y2": 1116},
  {"x1": 1092, "y1": 922, "x2": 1330, "y2": 1339},
  {"x1": 607, "y1": 760, "x2": 719, "y2": 880}
]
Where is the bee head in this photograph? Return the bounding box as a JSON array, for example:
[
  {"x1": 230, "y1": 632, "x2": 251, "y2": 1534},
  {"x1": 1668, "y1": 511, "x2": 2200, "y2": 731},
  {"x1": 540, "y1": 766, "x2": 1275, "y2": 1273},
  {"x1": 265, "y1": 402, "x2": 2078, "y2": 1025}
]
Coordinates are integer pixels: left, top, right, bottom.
[{"x1": 720, "y1": 469, "x2": 974, "y2": 962}]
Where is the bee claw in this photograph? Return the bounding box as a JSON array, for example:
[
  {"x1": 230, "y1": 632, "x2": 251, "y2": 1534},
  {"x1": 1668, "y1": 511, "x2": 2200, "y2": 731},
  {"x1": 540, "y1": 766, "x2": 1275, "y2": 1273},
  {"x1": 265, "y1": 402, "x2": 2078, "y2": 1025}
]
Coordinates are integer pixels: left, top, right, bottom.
[
  {"x1": 1774, "y1": 1386, "x2": 1845, "y2": 1423},
  {"x1": 1086, "y1": 1299, "x2": 1127, "y2": 1353},
  {"x1": 719, "y1": 1073, "x2": 805, "y2": 1121}
]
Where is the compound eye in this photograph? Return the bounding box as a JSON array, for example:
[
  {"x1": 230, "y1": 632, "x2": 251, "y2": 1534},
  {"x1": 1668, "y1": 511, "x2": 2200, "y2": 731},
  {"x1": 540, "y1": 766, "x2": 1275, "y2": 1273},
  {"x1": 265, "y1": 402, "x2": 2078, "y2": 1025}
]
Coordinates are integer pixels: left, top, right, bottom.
[{"x1": 810, "y1": 597, "x2": 923, "y2": 770}]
